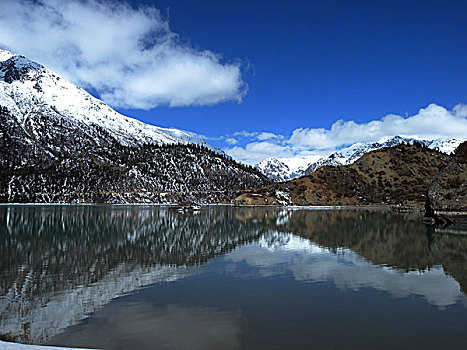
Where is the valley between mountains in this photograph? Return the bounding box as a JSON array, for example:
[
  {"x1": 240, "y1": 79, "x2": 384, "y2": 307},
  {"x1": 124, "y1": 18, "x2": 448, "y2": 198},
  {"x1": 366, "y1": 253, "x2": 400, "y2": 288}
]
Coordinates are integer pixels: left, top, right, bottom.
[{"x1": 0, "y1": 49, "x2": 466, "y2": 222}]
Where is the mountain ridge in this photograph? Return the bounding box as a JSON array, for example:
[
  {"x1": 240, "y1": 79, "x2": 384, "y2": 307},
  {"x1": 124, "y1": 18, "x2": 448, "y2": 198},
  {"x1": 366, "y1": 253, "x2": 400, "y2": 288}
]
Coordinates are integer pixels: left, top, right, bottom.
[
  {"x1": 256, "y1": 136, "x2": 465, "y2": 181},
  {"x1": 0, "y1": 49, "x2": 218, "y2": 150},
  {"x1": 236, "y1": 142, "x2": 452, "y2": 206},
  {"x1": 0, "y1": 50, "x2": 270, "y2": 203}
]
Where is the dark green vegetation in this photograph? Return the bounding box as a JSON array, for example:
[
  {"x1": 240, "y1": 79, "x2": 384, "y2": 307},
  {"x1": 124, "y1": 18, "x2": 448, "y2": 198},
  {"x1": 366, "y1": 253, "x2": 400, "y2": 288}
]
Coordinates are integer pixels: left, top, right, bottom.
[{"x1": 0, "y1": 105, "x2": 270, "y2": 203}]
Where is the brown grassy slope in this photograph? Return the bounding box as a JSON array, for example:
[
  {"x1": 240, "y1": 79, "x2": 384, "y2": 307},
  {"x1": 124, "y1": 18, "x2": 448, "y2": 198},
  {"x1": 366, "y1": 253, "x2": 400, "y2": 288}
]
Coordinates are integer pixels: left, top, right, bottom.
[
  {"x1": 428, "y1": 141, "x2": 467, "y2": 212},
  {"x1": 235, "y1": 143, "x2": 451, "y2": 206}
]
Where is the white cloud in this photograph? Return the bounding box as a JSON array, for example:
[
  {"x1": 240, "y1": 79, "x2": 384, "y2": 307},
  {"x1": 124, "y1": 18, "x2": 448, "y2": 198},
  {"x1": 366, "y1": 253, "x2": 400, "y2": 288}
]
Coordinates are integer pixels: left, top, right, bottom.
[
  {"x1": 233, "y1": 130, "x2": 260, "y2": 138},
  {"x1": 288, "y1": 103, "x2": 467, "y2": 150},
  {"x1": 224, "y1": 137, "x2": 238, "y2": 145},
  {"x1": 0, "y1": 0, "x2": 246, "y2": 109},
  {"x1": 231, "y1": 130, "x2": 284, "y2": 142},
  {"x1": 453, "y1": 103, "x2": 467, "y2": 117},
  {"x1": 226, "y1": 141, "x2": 296, "y2": 164},
  {"x1": 256, "y1": 132, "x2": 284, "y2": 141},
  {"x1": 223, "y1": 103, "x2": 467, "y2": 164}
]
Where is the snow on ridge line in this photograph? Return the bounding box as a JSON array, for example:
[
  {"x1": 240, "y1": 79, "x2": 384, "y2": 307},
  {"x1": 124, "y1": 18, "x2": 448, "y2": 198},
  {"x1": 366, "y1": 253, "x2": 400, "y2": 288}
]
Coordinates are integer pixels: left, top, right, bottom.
[
  {"x1": 256, "y1": 136, "x2": 465, "y2": 181},
  {"x1": 306, "y1": 136, "x2": 466, "y2": 176},
  {"x1": 0, "y1": 49, "x2": 219, "y2": 152}
]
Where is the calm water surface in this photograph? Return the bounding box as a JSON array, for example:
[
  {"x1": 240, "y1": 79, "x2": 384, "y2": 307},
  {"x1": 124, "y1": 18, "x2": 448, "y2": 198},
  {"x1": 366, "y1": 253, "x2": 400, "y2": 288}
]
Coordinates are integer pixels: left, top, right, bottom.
[{"x1": 0, "y1": 205, "x2": 466, "y2": 349}]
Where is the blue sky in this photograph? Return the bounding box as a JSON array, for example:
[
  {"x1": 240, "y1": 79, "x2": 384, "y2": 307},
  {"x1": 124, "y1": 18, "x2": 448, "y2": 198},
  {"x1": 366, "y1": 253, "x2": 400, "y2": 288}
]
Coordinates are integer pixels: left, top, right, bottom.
[
  {"x1": 126, "y1": 0, "x2": 467, "y2": 133},
  {"x1": 1, "y1": 0, "x2": 466, "y2": 163}
]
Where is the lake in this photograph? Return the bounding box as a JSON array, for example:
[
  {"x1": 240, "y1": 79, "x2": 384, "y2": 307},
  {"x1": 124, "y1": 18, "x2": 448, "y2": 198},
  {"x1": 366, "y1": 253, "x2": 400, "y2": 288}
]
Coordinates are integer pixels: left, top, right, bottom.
[{"x1": 1, "y1": 205, "x2": 466, "y2": 349}]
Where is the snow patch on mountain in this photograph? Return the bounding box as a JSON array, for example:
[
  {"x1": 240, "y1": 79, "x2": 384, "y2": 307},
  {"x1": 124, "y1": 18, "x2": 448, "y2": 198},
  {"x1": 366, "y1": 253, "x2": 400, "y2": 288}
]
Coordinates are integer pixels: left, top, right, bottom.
[
  {"x1": 304, "y1": 136, "x2": 466, "y2": 175},
  {"x1": 0, "y1": 49, "x2": 14, "y2": 62},
  {"x1": 256, "y1": 136, "x2": 465, "y2": 181},
  {"x1": 255, "y1": 158, "x2": 290, "y2": 182},
  {"x1": 427, "y1": 137, "x2": 465, "y2": 154},
  {"x1": 256, "y1": 155, "x2": 322, "y2": 182},
  {"x1": 0, "y1": 49, "x2": 214, "y2": 149}
]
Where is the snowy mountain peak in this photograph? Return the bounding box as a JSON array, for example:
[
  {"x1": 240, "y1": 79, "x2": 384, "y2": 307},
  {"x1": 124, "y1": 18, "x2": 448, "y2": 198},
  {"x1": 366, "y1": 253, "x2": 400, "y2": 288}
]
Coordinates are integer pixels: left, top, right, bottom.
[
  {"x1": 0, "y1": 49, "x2": 214, "y2": 149},
  {"x1": 0, "y1": 50, "x2": 270, "y2": 204},
  {"x1": 255, "y1": 156, "x2": 320, "y2": 182},
  {"x1": 427, "y1": 137, "x2": 465, "y2": 154},
  {"x1": 257, "y1": 135, "x2": 466, "y2": 182},
  {"x1": 256, "y1": 157, "x2": 291, "y2": 182},
  {"x1": 304, "y1": 136, "x2": 466, "y2": 175},
  {"x1": 257, "y1": 157, "x2": 290, "y2": 170}
]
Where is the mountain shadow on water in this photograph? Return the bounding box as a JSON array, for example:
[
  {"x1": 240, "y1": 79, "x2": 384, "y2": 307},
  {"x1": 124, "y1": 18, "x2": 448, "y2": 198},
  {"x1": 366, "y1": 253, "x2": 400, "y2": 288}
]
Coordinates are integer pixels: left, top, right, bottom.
[{"x1": 234, "y1": 209, "x2": 467, "y2": 294}]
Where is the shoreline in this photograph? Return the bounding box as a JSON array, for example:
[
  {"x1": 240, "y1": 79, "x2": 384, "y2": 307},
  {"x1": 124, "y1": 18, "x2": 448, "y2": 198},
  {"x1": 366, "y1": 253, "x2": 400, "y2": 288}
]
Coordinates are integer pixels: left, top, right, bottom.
[
  {"x1": 0, "y1": 202, "x2": 394, "y2": 209},
  {"x1": 0, "y1": 202, "x2": 412, "y2": 213},
  {"x1": 2, "y1": 202, "x2": 466, "y2": 223}
]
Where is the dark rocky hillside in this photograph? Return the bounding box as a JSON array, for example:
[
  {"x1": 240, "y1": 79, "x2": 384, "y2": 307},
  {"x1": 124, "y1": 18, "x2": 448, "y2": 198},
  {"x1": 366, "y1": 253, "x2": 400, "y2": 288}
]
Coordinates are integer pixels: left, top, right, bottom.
[
  {"x1": 0, "y1": 105, "x2": 270, "y2": 204},
  {"x1": 0, "y1": 50, "x2": 271, "y2": 204},
  {"x1": 426, "y1": 141, "x2": 467, "y2": 223},
  {"x1": 235, "y1": 143, "x2": 451, "y2": 206}
]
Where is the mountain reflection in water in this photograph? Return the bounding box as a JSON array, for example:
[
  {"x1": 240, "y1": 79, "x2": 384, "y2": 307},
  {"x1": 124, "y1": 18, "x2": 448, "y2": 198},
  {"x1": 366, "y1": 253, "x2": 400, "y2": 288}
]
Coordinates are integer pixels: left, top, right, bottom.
[{"x1": 0, "y1": 205, "x2": 466, "y2": 347}]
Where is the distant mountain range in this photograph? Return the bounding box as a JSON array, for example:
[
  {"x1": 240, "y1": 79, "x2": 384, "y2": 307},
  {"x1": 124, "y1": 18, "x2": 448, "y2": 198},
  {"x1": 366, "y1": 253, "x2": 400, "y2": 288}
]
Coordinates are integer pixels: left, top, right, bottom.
[
  {"x1": 240, "y1": 139, "x2": 467, "y2": 223},
  {"x1": 0, "y1": 49, "x2": 270, "y2": 203},
  {"x1": 256, "y1": 136, "x2": 465, "y2": 181},
  {"x1": 236, "y1": 142, "x2": 456, "y2": 206}
]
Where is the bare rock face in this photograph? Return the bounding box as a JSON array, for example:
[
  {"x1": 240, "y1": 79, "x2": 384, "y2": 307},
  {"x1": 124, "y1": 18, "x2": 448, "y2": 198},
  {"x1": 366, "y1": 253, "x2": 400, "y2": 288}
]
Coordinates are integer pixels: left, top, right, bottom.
[{"x1": 427, "y1": 142, "x2": 467, "y2": 223}]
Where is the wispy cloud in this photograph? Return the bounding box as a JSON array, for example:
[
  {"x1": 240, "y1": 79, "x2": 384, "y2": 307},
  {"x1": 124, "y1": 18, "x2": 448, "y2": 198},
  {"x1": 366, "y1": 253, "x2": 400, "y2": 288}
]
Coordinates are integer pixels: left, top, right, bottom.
[
  {"x1": 0, "y1": 0, "x2": 246, "y2": 109},
  {"x1": 233, "y1": 130, "x2": 260, "y2": 138},
  {"x1": 224, "y1": 137, "x2": 239, "y2": 145},
  {"x1": 222, "y1": 103, "x2": 467, "y2": 164},
  {"x1": 226, "y1": 141, "x2": 295, "y2": 164},
  {"x1": 256, "y1": 132, "x2": 284, "y2": 141}
]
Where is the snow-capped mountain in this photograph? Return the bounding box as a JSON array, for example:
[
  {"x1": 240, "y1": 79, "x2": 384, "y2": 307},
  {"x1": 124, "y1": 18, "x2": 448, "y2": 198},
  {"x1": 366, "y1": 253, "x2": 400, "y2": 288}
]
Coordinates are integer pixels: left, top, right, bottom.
[
  {"x1": 304, "y1": 136, "x2": 465, "y2": 175},
  {"x1": 0, "y1": 49, "x2": 212, "y2": 149},
  {"x1": 256, "y1": 155, "x2": 321, "y2": 182},
  {"x1": 0, "y1": 49, "x2": 269, "y2": 203},
  {"x1": 427, "y1": 137, "x2": 466, "y2": 154},
  {"x1": 303, "y1": 136, "x2": 464, "y2": 175},
  {"x1": 256, "y1": 158, "x2": 292, "y2": 182},
  {"x1": 304, "y1": 136, "x2": 414, "y2": 174},
  {"x1": 256, "y1": 136, "x2": 465, "y2": 181}
]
